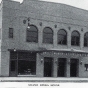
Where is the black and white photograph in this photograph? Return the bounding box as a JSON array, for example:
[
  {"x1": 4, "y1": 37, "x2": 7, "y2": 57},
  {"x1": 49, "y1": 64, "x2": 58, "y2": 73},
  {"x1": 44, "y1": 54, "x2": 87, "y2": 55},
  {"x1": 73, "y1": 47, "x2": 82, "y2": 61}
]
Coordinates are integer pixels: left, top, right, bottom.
[{"x1": 0, "y1": 0, "x2": 88, "y2": 87}]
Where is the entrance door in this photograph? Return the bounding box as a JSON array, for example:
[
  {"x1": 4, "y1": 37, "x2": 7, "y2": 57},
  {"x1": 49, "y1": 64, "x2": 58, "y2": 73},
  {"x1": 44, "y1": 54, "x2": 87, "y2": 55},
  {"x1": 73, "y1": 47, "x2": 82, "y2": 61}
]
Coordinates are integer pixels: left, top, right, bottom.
[
  {"x1": 57, "y1": 58, "x2": 66, "y2": 77},
  {"x1": 44, "y1": 57, "x2": 53, "y2": 77},
  {"x1": 10, "y1": 60, "x2": 17, "y2": 77},
  {"x1": 70, "y1": 59, "x2": 79, "y2": 77}
]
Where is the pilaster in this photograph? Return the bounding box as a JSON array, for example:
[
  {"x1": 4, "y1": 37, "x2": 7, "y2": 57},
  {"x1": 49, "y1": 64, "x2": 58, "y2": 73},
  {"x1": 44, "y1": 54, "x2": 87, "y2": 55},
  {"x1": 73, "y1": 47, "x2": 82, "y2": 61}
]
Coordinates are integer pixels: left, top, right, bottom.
[
  {"x1": 66, "y1": 58, "x2": 70, "y2": 77},
  {"x1": 36, "y1": 53, "x2": 44, "y2": 77},
  {"x1": 53, "y1": 57, "x2": 58, "y2": 77}
]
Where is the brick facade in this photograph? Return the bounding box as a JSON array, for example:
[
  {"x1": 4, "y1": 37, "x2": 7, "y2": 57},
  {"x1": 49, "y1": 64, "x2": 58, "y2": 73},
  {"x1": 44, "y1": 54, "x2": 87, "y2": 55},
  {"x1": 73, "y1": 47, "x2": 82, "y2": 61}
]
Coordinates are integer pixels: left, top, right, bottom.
[{"x1": 0, "y1": 0, "x2": 88, "y2": 77}]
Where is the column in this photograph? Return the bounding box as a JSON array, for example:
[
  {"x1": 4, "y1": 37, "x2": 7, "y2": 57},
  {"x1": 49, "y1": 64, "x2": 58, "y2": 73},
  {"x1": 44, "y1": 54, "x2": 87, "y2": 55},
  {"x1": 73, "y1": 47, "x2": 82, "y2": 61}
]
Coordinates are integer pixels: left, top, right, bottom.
[
  {"x1": 53, "y1": 57, "x2": 58, "y2": 77},
  {"x1": 67, "y1": 30, "x2": 71, "y2": 48},
  {"x1": 53, "y1": 29, "x2": 58, "y2": 48},
  {"x1": 79, "y1": 57, "x2": 83, "y2": 77},
  {"x1": 38, "y1": 26, "x2": 43, "y2": 47},
  {"x1": 66, "y1": 58, "x2": 70, "y2": 77},
  {"x1": 80, "y1": 32, "x2": 84, "y2": 49},
  {"x1": 36, "y1": 53, "x2": 44, "y2": 77}
]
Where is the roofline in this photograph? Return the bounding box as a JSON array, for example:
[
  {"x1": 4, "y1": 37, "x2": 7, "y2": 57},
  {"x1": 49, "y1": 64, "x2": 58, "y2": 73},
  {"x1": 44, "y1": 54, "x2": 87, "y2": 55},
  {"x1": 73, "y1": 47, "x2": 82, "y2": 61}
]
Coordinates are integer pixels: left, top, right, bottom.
[{"x1": 21, "y1": 0, "x2": 88, "y2": 12}]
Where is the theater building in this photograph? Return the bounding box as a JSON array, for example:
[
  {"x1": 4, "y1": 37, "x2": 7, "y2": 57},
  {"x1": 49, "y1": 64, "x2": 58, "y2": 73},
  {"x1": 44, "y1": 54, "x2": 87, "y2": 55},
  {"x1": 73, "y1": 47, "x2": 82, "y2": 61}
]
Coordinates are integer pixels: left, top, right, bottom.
[{"x1": 0, "y1": 0, "x2": 88, "y2": 77}]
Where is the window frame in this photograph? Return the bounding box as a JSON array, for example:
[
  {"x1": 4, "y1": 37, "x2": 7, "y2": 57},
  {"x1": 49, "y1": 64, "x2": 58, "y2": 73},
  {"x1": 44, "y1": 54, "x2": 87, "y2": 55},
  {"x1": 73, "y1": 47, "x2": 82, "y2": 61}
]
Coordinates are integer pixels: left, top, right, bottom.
[
  {"x1": 57, "y1": 29, "x2": 67, "y2": 45},
  {"x1": 26, "y1": 25, "x2": 38, "y2": 43},
  {"x1": 84, "y1": 32, "x2": 88, "y2": 47},
  {"x1": 9, "y1": 28, "x2": 14, "y2": 38},
  {"x1": 10, "y1": 51, "x2": 36, "y2": 76},
  {"x1": 71, "y1": 31, "x2": 80, "y2": 46},
  {"x1": 43, "y1": 27, "x2": 53, "y2": 44}
]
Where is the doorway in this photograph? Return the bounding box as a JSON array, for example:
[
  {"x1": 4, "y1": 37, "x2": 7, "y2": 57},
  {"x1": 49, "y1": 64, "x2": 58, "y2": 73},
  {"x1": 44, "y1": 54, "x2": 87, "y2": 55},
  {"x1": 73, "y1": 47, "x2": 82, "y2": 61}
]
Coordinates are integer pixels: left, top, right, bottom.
[
  {"x1": 70, "y1": 59, "x2": 79, "y2": 77},
  {"x1": 44, "y1": 57, "x2": 53, "y2": 77},
  {"x1": 10, "y1": 60, "x2": 17, "y2": 77},
  {"x1": 57, "y1": 58, "x2": 66, "y2": 77}
]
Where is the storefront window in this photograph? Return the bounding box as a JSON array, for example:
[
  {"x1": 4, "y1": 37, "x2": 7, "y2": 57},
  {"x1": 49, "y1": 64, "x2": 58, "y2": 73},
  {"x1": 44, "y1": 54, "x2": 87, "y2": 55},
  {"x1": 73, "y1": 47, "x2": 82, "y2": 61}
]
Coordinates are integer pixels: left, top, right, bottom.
[
  {"x1": 10, "y1": 52, "x2": 36, "y2": 76},
  {"x1": 18, "y1": 60, "x2": 36, "y2": 75},
  {"x1": 18, "y1": 52, "x2": 36, "y2": 75}
]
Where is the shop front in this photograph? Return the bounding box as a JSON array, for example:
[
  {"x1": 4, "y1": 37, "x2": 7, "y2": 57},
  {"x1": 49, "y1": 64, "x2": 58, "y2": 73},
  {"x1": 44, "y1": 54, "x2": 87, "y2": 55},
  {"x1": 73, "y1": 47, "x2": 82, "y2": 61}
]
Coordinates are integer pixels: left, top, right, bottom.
[
  {"x1": 9, "y1": 50, "x2": 88, "y2": 77},
  {"x1": 10, "y1": 51, "x2": 36, "y2": 77}
]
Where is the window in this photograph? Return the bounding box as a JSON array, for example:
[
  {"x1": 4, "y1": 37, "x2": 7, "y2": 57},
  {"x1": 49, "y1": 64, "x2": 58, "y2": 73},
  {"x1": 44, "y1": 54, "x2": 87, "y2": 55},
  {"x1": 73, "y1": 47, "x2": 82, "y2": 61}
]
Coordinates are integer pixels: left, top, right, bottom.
[
  {"x1": 84, "y1": 32, "x2": 88, "y2": 47},
  {"x1": 43, "y1": 27, "x2": 53, "y2": 44},
  {"x1": 84, "y1": 64, "x2": 88, "y2": 71},
  {"x1": 10, "y1": 52, "x2": 36, "y2": 75},
  {"x1": 26, "y1": 25, "x2": 38, "y2": 43},
  {"x1": 18, "y1": 52, "x2": 36, "y2": 75},
  {"x1": 18, "y1": 60, "x2": 36, "y2": 75},
  {"x1": 57, "y1": 29, "x2": 67, "y2": 45},
  {"x1": 9, "y1": 28, "x2": 13, "y2": 38},
  {"x1": 71, "y1": 31, "x2": 80, "y2": 46}
]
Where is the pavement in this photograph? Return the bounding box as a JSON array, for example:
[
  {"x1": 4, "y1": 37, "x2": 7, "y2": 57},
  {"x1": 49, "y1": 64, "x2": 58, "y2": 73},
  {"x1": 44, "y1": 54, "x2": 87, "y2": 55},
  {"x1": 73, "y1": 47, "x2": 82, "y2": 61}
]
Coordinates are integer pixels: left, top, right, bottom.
[{"x1": 0, "y1": 77, "x2": 88, "y2": 82}]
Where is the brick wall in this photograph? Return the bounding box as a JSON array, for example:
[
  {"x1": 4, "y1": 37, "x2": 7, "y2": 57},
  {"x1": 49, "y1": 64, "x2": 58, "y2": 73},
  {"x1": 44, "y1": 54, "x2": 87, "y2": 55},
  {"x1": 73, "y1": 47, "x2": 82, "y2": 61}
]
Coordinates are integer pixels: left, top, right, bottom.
[{"x1": 0, "y1": 0, "x2": 88, "y2": 77}]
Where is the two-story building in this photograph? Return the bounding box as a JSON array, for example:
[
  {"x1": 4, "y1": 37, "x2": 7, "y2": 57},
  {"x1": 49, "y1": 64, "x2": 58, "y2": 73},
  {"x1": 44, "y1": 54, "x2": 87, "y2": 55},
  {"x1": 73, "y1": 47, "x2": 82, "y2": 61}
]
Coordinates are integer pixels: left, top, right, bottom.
[{"x1": 0, "y1": 0, "x2": 88, "y2": 77}]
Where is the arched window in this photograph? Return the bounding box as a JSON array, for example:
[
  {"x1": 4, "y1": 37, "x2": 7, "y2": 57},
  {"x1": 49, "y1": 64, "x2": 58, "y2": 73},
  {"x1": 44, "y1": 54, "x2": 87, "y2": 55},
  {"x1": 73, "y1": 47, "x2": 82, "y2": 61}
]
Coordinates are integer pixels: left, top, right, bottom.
[
  {"x1": 57, "y1": 29, "x2": 67, "y2": 45},
  {"x1": 84, "y1": 32, "x2": 88, "y2": 47},
  {"x1": 43, "y1": 27, "x2": 53, "y2": 44},
  {"x1": 26, "y1": 25, "x2": 38, "y2": 42},
  {"x1": 71, "y1": 31, "x2": 80, "y2": 46}
]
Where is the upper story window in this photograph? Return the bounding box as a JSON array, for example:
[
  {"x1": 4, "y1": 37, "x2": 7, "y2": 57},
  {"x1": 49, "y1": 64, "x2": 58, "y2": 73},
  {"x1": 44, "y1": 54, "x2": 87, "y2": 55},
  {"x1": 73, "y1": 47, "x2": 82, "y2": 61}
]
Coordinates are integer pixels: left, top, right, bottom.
[
  {"x1": 57, "y1": 29, "x2": 67, "y2": 45},
  {"x1": 9, "y1": 28, "x2": 13, "y2": 38},
  {"x1": 84, "y1": 32, "x2": 88, "y2": 47},
  {"x1": 43, "y1": 27, "x2": 53, "y2": 44},
  {"x1": 71, "y1": 31, "x2": 80, "y2": 46},
  {"x1": 26, "y1": 25, "x2": 38, "y2": 43}
]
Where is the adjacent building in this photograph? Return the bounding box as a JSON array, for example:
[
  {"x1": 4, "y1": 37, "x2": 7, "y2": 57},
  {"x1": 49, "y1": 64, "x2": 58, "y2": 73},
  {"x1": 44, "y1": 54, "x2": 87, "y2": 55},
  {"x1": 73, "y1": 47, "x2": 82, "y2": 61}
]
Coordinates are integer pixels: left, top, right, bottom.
[{"x1": 0, "y1": 0, "x2": 88, "y2": 77}]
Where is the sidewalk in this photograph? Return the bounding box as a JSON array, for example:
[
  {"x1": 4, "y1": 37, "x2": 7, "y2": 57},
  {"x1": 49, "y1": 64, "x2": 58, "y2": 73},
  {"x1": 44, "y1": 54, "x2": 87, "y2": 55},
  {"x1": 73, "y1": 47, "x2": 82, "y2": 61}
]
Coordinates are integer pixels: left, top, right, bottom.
[{"x1": 0, "y1": 77, "x2": 88, "y2": 82}]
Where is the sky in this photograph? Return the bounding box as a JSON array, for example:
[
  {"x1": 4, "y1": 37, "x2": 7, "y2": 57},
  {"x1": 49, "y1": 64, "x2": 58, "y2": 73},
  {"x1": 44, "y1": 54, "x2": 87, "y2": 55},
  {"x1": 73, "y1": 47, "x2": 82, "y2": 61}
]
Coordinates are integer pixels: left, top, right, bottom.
[{"x1": 1, "y1": 0, "x2": 88, "y2": 10}]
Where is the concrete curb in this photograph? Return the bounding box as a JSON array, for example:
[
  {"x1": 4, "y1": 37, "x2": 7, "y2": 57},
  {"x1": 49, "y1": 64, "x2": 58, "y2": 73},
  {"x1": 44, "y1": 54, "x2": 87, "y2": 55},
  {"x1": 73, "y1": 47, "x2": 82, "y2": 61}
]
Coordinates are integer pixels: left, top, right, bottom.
[{"x1": 0, "y1": 77, "x2": 88, "y2": 82}]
